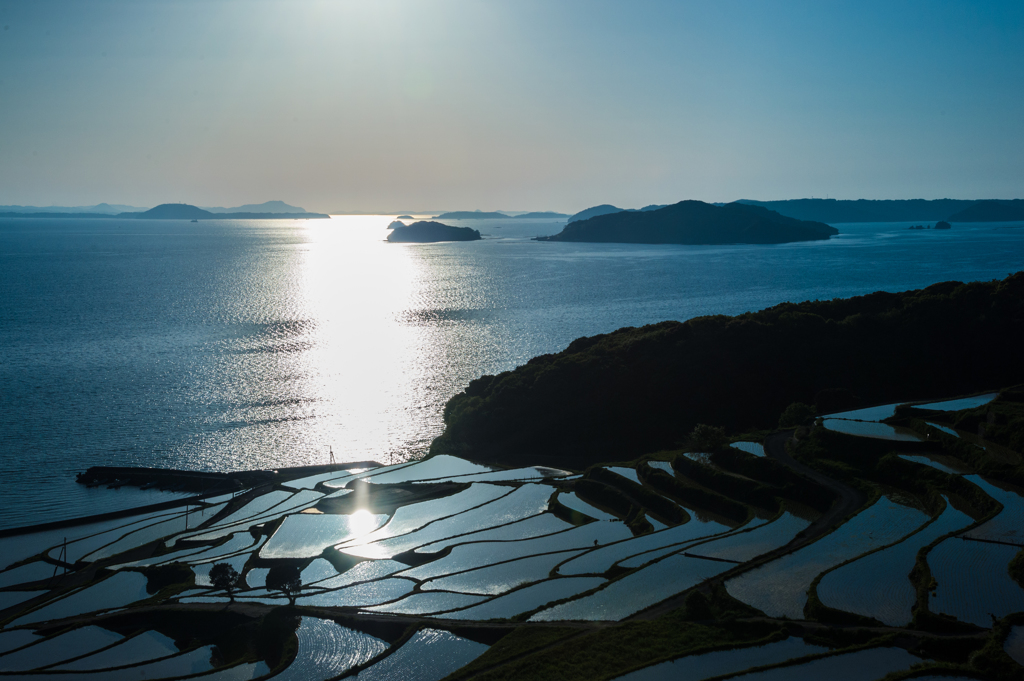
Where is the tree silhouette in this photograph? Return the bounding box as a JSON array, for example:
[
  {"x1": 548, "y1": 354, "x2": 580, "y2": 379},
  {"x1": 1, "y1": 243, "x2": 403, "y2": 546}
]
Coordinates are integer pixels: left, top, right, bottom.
[
  {"x1": 209, "y1": 563, "x2": 240, "y2": 602},
  {"x1": 266, "y1": 565, "x2": 302, "y2": 605}
]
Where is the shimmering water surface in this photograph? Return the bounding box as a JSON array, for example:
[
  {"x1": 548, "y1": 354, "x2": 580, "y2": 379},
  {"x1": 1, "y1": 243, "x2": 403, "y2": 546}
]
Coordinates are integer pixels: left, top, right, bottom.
[{"x1": 2, "y1": 215, "x2": 1023, "y2": 529}]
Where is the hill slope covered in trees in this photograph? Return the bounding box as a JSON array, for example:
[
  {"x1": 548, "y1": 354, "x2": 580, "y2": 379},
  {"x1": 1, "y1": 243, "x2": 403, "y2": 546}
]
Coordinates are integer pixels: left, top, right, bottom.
[{"x1": 431, "y1": 273, "x2": 1024, "y2": 468}]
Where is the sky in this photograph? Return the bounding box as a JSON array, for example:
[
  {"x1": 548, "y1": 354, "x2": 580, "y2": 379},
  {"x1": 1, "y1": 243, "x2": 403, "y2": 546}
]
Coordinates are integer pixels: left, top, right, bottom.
[{"x1": 0, "y1": 0, "x2": 1022, "y2": 213}]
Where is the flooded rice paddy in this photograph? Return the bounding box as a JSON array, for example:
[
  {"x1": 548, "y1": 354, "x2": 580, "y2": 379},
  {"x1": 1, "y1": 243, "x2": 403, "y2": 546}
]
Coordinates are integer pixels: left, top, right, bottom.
[
  {"x1": 725, "y1": 496, "x2": 929, "y2": 618},
  {"x1": 817, "y1": 499, "x2": 973, "y2": 625},
  {"x1": 821, "y1": 419, "x2": 923, "y2": 441},
  {"x1": 0, "y1": 437, "x2": 1013, "y2": 679},
  {"x1": 614, "y1": 637, "x2": 828, "y2": 681}
]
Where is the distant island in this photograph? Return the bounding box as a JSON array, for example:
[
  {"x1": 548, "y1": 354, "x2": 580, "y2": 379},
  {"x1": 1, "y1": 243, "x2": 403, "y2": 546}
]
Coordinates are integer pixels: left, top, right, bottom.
[
  {"x1": 536, "y1": 200, "x2": 838, "y2": 245},
  {"x1": 201, "y1": 200, "x2": 309, "y2": 214},
  {"x1": 386, "y1": 220, "x2": 481, "y2": 243},
  {"x1": 514, "y1": 211, "x2": 569, "y2": 219},
  {"x1": 0, "y1": 202, "x2": 147, "y2": 214},
  {"x1": 117, "y1": 204, "x2": 329, "y2": 220},
  {"x1": 0, "y1": 200, "x2": 328, "y2": 220},
  {"x1": 735, "y1": 198, "x2": 976, "y2": 223},
  {"x1": 907, "y1": 221, "x2": 952, "y2": 231},
  {"x1": 564, "y1": 198, "x2": 1024, "y2": 224},
  {"x1": 395, "y1": 215, "x2": 415, "y2": 219},
  {"x1": 567, "y1": 204, "x2": 666, "y2": 223},
  {"x1": 947, "y1": 199, "x2": 1024, "y2": 222},
  {"x1": 433, "y1": 210, "x2": 511, "y2": 220}
]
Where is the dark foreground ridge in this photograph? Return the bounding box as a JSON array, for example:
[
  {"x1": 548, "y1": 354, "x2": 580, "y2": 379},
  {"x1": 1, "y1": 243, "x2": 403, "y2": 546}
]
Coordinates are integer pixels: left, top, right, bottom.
[
  {"x1": 386, "y1": 220, "x2": 482, "y2": 243},
  {"x1": 432, "y1": 272, "x2": 1024, "y2": 468},
  {"x1": 535, "y1": 200, "x2": 837, "y2": 245}
]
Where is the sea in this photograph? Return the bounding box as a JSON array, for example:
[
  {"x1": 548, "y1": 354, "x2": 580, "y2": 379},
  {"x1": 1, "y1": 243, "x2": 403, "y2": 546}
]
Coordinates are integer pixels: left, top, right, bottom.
[{"x1": 2, "y1": 214, "x2": 1023, "y2": 530}]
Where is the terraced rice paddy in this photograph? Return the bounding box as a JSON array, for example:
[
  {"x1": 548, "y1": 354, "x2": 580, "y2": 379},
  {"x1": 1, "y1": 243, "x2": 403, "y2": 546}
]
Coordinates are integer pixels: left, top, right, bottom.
[
  {"x1": 555, "y1": 491, "x2": 618, "y2": 521},
  {"x1": 51, "y1": 630, "x2": 179, "y2": 670},
  {"x1": 0, "y1": 440, "x2": 1011, "y2": 678},
  {"x1": 730, "y1": 441, "x2": 765, "y2": 457},
  {"x1": 960, "y1": 475, "x2": 1024, "y2": 544},
  {"x1": 440, "y1": 577, "x2": 606, "y2": 620},
  {"x1": 294, "y1": 577, "x2": 416, "y2": 607},
  {"x1": 360, "y1": 455, "x2": 492, "y2": 484},
  {"x1": 928, "y1": 537, "x2": 1024, "y2": 627},
  {"x1": 341, "y1": 484, "x2": 513, "y2": 549},
  {"x1": 0, "y1": 561, "x2": 55, "y2": 589},
  {"x1": 352, "y1": 628, "x2": 488, "y2": 680},
  {"x1": 677, "y1": 512, "x2": 810, "y2": 564},
  {"x1": 726, "y1": 646, "x2": 925, "y2": 680},
  {"x1": 614, "y1": 637, "x2": 828, "y2": 680},
  {"x1": 607, "y1": 466, "x2": 642, "y2": 483},
  {"x1": 926, "y1": 422, "x2": 960, "y2": 437},
  {"x1": 7, "y1": 646, "x2": 223, "y2": 680},
  {"x1": 340, "y1": 484, "x2": 554, "y2": 559},
  {"x1": 557, "y1": 517, "x2": 732, "y2": 575},
  {"x1": 400, "y1": 521, "x2": 631, "y2": 580},
  {"x1": 364, "y1": 590, "x2": 487, "y2": 615},
  {"x1": 422, "y1": 551, "x2": 581, "y2": 594},
  {"x1": 260, "y1": 511, "x2": 389, "y2": 559},
  {"x1": 13, "y1": 571, "x2": 151, "y2": 625},
  {"x1": 915, "y1": 393, "x2": 999, "y2": 411},
  {"x1": 415, "y1": 513, "x2": 573, "y2": 553},
  {"x1": 270, "y1": 617, "x2": 388, "y2": 680},
  {"x1": 725, "y1": 496, "x2": 930, "y2": 618},
  {"x1": 897, "y1": 454, "x2": 970, "y2": 475},
  {"x1": 825, "y1": 402, "x2": 901, "y2": 421},
  {"x1": 822, "y1": 419, "x2": 923, "y2": 441},
  {"x1": 817, "y1": 500, "x2": 973, "y2": 625},
  {"x1": 533, "y1": 553, "x2": 733, "y2": 621},
  {"x1": 0, "y1": 626, "x2": 123, "y2": 671}
]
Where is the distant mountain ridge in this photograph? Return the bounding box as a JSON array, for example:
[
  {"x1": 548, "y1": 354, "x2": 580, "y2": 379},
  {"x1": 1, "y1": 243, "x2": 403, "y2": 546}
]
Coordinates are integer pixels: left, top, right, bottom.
[
  {"x1": 567, "y1": 204, "x2": 667, "y2": 223},
  {"x1": 0, "y1": 200, "x2": 321, "y2": 217},
  {"x1": 433, "y1": 210, "x2": 511, "y2": 219},
  {"x1": 736, "y1": 198, "x2": 976, "y2": 223},
  {"x1": 202, "y1": 200, "x2": 309, "y2": 214},
  {"x1": 947, "y1": 200, "x2": 1024, "y2": 222},
  {"x1": 0, "y1": 203, "x2": 148, "y2": 214},
  {"x1": 117, "y1": 203, "x2": 328, "y2": 220},
  {"x1": 539, "y1": 200, "x2": 837, "y2": 245},
  {"x1": 513, "y1": 211, "x2": 569, "y2": 219}
]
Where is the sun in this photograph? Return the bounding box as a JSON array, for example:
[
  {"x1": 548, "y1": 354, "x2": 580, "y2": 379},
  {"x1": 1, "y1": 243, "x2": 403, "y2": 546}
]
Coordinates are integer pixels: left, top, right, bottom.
[{"x1": 349, "y1": 508, "x2": 380, "y2": 537}]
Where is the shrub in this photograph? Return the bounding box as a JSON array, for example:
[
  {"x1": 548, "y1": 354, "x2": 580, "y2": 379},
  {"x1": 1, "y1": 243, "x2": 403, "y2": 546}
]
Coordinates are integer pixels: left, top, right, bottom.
[{"x1": 778, "y1": 402, "x2": 816, "y2": 428}]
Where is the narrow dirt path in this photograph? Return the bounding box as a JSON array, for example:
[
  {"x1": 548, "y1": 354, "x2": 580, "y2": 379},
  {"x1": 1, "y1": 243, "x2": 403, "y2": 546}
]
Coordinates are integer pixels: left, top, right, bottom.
[{"x1": 762, "y1": 430, "x2": 867, "y2": 549}]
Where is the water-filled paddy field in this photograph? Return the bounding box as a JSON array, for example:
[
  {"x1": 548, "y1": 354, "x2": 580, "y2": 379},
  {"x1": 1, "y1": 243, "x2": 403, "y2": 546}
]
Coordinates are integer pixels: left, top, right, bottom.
[
  {"x1": 725, "y1": 496, "x2": 930, "y2": 619},
  {"x1": 2, "y1": 398, "x2": 1021, "y2": 681},
  {"x1": 817, "y1": 499, "x2": 973, "y2": 625}
]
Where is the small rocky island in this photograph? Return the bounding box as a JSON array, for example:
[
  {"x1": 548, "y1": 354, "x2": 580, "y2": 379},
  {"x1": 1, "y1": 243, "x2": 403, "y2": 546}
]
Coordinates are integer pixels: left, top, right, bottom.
[
  {"x1": 386, "y1": 220, "x2": 482, "y2": 243},
  {"x1": 535, "y1": 200, "x2": 838, "y2": 245}
]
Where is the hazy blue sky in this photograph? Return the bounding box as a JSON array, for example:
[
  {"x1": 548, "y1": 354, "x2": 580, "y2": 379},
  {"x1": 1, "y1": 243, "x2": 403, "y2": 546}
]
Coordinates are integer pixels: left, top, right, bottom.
[{"x1": 1, "y1": 0, "x2": 1022, "y2": 212}]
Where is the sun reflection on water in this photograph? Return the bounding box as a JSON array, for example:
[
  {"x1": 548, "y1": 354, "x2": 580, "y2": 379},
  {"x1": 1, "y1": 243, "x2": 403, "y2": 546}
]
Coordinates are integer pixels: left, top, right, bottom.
[{"x1": 294, "y1": 215, "x2": 427, "y2": 465}]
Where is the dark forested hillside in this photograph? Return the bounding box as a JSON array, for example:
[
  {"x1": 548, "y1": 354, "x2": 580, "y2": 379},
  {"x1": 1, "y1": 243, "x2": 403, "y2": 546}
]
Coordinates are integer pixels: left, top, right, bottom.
[{"x1": 431, "y1": 273, "x2": 1024, "y2": 468}]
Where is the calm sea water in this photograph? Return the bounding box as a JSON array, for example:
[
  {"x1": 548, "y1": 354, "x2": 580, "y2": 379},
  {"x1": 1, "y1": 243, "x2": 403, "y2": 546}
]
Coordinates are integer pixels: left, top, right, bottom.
[{"x1": 2, "y1": 215, "x2": 1023, "y2": 529}]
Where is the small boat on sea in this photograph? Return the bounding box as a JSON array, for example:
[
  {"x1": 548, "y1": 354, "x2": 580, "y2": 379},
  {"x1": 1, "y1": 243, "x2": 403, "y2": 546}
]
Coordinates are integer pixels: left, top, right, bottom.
[{"x1": 191, "y1": 219, "x2": 198, "y2": 223}]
